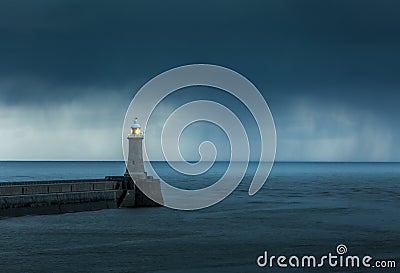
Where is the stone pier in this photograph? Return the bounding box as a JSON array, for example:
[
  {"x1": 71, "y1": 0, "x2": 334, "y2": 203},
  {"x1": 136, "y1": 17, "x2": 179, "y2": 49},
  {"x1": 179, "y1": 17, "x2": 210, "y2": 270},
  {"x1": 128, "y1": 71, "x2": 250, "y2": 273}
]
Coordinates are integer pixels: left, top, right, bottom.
[{"x1": 0, "y1": 175, "x2": 163, "y2": 217}]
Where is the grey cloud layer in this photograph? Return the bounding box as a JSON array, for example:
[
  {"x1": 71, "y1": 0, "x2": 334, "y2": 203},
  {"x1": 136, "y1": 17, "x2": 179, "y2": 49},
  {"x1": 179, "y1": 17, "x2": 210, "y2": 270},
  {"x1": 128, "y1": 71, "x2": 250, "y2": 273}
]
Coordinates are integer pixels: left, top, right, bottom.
[{"x1": 0, "y1": 0, "x2": 399, "y2": 160}]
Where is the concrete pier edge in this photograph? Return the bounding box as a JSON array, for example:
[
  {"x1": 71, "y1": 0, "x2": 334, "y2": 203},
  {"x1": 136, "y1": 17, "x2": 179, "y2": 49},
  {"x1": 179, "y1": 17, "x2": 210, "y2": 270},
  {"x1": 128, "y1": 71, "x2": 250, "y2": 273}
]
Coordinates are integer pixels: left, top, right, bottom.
[{"x1": 0, "y1": 175, "x2": 163, "y2": 218}]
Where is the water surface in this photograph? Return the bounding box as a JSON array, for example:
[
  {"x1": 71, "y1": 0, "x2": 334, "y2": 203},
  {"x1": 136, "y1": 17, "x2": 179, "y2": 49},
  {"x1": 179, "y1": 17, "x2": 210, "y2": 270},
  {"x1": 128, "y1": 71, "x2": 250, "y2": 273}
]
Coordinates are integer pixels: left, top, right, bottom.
[{"x1": 0, "y1": 162, "x2": 399, "y2": 272}]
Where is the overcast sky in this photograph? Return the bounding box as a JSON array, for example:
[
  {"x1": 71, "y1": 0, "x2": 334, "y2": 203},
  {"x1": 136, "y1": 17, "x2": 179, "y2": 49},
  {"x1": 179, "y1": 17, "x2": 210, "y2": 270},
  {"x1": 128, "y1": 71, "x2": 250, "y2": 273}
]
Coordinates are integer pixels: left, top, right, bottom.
[{"x1": 0, "y1": 0, "x2": 399, "y2": 161}]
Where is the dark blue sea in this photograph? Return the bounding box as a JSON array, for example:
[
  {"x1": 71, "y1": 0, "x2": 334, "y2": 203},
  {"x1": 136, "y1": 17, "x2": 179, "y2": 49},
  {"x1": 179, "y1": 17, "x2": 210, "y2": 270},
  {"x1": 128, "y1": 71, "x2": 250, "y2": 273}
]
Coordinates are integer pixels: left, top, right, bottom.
[{"x1": 0, "y1": 162, "x2": 399, "y2": 272}]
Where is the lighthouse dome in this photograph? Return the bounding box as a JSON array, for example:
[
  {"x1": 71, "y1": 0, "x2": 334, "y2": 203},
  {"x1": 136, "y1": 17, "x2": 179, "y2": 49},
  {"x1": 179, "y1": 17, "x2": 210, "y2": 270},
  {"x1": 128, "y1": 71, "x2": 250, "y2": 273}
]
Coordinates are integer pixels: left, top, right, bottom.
[
  {"x1": 131, "y1": 122, "x2": 140, "y2": 129},
  {"x1": 129, "y1": 118, "x2": 143, "y2": 137},
  {"x1": 131, "y1": 118, "x2": 140, "y2": 129}
]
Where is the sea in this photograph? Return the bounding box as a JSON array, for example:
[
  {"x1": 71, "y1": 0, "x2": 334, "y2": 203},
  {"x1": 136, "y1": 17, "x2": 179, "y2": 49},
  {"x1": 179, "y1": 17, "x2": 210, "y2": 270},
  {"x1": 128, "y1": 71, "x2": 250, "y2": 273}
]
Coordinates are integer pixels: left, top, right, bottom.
[{"x1": 0, "y1": 161, "x2": 399, "y2": 273}]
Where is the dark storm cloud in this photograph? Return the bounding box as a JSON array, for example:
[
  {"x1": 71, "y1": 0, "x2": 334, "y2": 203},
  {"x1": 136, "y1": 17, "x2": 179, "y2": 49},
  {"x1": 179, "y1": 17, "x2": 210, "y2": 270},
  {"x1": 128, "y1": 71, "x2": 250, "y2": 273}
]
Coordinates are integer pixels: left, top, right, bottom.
[
  {"x1": 1, "y1": 0, "x2": 399, "y2": 103},
  {"x1": 0, "y1": 0, "x2": 399, "y2": 160}
]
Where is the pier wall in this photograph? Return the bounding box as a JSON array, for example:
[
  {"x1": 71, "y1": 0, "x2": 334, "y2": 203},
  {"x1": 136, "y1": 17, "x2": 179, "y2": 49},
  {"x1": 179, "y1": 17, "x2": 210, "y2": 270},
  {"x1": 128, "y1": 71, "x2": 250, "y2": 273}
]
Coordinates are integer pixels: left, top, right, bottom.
[
  {"x1": 0, "y1": 180, "x2": 115, "y2": 196},
  {"x1": 0, "y1": 176, "x2": 162, "y2": 217}
]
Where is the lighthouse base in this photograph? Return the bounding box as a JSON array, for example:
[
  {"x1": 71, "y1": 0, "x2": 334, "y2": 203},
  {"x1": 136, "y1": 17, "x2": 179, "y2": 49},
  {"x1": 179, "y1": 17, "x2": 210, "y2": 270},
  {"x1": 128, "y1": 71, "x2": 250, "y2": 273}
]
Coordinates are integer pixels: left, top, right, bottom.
[{"x1": 117, "y1": 171, "x2": 163, "y2": 208}]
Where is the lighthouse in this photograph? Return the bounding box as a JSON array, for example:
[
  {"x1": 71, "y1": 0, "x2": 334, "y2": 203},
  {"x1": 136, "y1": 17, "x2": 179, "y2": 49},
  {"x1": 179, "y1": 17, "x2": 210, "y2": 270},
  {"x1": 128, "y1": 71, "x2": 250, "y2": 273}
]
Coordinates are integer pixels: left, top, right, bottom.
[
  {"x1": 127, "y1": 118, "x2": 146, "y2": 177},
  {"x1": 121, "y1": 118, "x2": 163, "y2": 207}
]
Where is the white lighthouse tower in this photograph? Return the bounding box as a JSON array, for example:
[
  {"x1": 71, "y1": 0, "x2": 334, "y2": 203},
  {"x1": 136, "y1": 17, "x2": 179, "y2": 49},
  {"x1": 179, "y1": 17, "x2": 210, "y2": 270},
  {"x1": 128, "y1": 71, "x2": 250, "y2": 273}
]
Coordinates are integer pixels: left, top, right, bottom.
[
  {"x1": 122, "y1": 118, "x2": 163, "y2": 207},
  {"x1": 127, "y1": 118, "x2": 146, "y2": 177}
]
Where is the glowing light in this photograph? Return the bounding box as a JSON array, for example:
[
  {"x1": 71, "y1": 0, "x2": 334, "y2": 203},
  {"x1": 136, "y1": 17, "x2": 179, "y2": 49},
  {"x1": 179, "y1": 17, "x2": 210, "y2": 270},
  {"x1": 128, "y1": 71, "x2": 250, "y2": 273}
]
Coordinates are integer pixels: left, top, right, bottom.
[{"x1": 133, "y1": 127, "x2": 141, "y2": 135}]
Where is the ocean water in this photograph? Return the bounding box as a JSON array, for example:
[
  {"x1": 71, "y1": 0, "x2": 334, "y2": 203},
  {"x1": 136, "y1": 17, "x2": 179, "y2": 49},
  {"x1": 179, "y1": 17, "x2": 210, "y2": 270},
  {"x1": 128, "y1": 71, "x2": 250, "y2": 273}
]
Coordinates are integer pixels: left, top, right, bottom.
[{"x1": 0, "y1": 162, "x2": 399, "y2": 273}]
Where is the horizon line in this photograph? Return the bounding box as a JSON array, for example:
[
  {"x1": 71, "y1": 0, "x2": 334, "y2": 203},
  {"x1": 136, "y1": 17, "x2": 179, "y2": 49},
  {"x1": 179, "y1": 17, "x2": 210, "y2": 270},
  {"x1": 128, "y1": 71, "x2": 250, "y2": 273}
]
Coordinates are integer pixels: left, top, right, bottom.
[{"x1": 0, "y1": 160, "x2": 399, "y2": 164}]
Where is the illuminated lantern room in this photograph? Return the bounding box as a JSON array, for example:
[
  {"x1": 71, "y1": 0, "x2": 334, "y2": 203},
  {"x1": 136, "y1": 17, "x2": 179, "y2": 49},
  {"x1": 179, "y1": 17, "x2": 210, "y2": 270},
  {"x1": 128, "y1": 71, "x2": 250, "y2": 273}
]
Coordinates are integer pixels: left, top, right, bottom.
[{"x1": 131, "y1": 118, "x2": 142, "y2": 136}]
